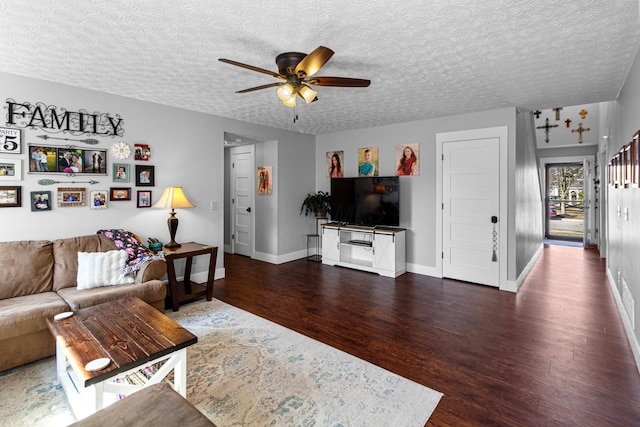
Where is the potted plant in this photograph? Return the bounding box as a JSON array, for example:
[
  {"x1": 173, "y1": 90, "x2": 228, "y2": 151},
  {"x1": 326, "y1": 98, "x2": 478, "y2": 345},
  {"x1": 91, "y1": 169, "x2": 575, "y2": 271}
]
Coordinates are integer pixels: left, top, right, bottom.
[{"x1": 300, "y1": 191, "x2": 331, "y2": 217}]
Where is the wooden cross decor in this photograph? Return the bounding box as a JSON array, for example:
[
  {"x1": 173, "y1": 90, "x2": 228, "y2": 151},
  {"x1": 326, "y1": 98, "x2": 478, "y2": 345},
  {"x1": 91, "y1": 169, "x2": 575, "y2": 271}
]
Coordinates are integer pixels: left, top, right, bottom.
[
  {"x1": 533, "y1": 110, "x2": 542, "y2": 119},
  {"x1": 579, "y1": 109, "x2": 588, "y2": 119},
  {"x1": 553, "y1": 107, "x2": 563, "y2": 120},
  {"x1": 571, "y1": 122, "x2": 590, "y2": 144},
  {"x1": 536, "y1": 117, "x2": 558, "y2": 143},
  {"x1": 565, "y1": 118, "x2": 572, "y2": 128}
]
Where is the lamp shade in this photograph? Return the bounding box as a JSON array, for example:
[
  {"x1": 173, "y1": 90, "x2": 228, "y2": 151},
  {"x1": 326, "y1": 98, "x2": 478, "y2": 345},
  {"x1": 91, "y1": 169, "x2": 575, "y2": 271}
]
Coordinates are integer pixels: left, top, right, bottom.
[
  {"x1": 152, "y1": 187, "x2": 195, "y2": 210},
  {"x1": 152, "y1": 187, "x2": 195, "y2": 249}
]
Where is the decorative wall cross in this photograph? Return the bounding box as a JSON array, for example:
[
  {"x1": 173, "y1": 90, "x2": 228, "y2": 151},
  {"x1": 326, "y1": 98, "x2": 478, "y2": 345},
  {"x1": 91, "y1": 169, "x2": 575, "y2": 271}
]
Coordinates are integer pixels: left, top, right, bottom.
[
  {"x1": 533, "y1": 110, "x2": 542, "y2": 119},
  {"x1": 579, "y1": 109, "x2": 588, "y2": 119},
  {"x1": 536, "y1": 117, "x2": 558, "y2": 143},
  {"x1": 571, "y1": 122, "x2": 590, "y2": 144},
  {"x1": 553, "y1": 107, "x2": 563, "y2": 120},
  {"x1": 565, "y1": 118, "x2": 572, "y2": 128}
]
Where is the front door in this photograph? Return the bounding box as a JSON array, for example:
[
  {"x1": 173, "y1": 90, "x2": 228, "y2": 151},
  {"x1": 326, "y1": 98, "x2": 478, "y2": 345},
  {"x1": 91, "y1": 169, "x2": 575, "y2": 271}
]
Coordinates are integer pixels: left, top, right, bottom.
[
  {"x1": 545, "y1": 162, "x2": 584, "y2": 242},
  {"x1": 231, "y1": 145, "x2": 254, "y2": 257},
  {"x1": 442, "y1": 137, "x2": 500, "y2": 287}
]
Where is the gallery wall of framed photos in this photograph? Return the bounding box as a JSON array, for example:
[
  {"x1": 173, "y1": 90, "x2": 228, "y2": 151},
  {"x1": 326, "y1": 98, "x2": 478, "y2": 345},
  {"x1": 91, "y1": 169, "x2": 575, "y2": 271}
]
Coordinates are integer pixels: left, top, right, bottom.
[
  {"x1": 0, "y1": 121, "x2": 158, "y2": 211},
  {"x1": 609, "y1": 129, "x2": 640, "y2": 189}
]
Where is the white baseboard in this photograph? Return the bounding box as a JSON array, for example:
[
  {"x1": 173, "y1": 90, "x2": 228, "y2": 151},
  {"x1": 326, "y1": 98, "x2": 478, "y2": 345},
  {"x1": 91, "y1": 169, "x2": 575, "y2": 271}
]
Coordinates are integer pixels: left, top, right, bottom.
[
  {"x1": 254, "y1": 249, "x2": 308, "y2": 265},
  {"x1": 177, "y1": 267, "x2": 225, "y2": 284},
  {"x1": 607, "y1": 268, "x2": 640, "y2": 374},
  {"x1": 406, "y1": 262, "x2": 440, "y2": 278},
  {"x1": 503, "y1": 243, "x2": 545, "y2": 293},
  {"x1": 224, "y1": 244, "x2": 232, "y2": 253}
]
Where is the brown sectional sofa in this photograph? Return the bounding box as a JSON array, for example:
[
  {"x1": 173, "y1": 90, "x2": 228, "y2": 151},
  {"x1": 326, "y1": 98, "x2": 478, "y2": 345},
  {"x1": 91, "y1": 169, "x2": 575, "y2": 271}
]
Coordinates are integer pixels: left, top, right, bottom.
[{"x1": 0, "y1": 233, "x2": 167, "y2": 372}]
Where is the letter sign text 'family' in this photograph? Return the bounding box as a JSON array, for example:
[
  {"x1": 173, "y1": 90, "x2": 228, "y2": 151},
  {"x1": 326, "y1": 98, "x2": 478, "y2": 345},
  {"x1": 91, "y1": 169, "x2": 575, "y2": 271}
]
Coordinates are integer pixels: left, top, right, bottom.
[{"x1": 4, "y1": 99, "x2": 124, "y2": 137}]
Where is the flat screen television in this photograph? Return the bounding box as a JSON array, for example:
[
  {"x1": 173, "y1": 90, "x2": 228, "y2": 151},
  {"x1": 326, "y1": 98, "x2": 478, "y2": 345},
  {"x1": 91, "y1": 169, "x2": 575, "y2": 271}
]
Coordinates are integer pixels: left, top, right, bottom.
[{"x1": 330, "y1": 176, "x2": 400, "y2": 227}]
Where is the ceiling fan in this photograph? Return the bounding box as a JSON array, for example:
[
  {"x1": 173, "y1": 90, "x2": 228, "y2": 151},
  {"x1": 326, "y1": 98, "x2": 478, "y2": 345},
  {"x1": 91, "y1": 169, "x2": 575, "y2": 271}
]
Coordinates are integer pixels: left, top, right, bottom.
[{"x1": 218, "y1": 46, "x2": 370, "y2": 108}]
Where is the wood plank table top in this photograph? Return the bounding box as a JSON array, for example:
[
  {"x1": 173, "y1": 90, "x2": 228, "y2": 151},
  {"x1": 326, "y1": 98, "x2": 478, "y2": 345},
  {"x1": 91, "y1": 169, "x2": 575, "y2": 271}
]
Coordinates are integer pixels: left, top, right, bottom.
[{"x1": 46, "y1": 296, "x2": 197, "y2": 387}]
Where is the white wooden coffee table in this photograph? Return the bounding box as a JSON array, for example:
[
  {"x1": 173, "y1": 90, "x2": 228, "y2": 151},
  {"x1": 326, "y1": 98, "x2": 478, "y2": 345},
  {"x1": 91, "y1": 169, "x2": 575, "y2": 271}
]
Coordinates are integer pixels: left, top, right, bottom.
[{"x1": 46, "y1": 297, "x2": 197, "y2": 420}]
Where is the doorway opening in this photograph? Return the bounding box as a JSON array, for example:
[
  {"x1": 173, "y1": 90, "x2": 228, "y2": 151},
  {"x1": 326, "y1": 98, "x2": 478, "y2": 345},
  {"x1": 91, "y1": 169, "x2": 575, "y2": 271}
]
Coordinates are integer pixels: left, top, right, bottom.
[{"x1": 545, "y1": 162, "x2": 584, "y2": 242}]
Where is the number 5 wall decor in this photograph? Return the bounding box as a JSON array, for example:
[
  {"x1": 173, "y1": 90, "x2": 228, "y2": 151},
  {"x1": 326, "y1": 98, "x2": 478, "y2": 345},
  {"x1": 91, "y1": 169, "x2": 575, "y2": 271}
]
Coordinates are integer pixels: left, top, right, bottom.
[{"x1": 0, "y1": 128, "x2": 21, "y2": 154}]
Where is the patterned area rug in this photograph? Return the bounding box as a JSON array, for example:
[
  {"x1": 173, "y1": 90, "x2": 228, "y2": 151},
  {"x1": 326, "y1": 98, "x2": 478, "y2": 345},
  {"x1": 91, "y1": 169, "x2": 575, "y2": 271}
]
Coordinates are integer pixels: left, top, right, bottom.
[{"x1": 0, "y1": 299, "x2": 442, "y2": 426}]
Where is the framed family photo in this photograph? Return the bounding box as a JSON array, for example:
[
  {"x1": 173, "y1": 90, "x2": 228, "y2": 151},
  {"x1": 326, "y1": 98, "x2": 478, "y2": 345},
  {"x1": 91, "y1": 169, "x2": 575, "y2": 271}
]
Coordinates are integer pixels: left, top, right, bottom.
[
  {"x1": 134, "y1": 143, "x2": 150, "y2": 161},
  {"x1": 30, "y1": 190, "x2": 51, "y2": 211},
  {"x1": 326, "y1": 150, "x2": 344, "y2": 178},
  {"x1": 257, "y1": 166, "x2": 272, "y2": 194},
  {"x1": 0, "y1": 186, "x2": 21, "y2": 207},
  {"x1": 358, "y1": 147, "x2": 379, "y2": 177},
  {"x1": 90, "y1": 190, "x2": 108, "y2": 209},
  {"x1": 395, "y1": 143, "x2": 420, "y2": 176},
  {"x1": 57, "y1": 187, "x2": 86, "y2": 207},
  {"x1": 112, "y1": 163, "x2": 130, "y2": 183},
  {"x1": 137, "y1": 190, "x2": 152, "y2": 208},
  {"x1": 28, "y1": 145, "x2": 107, "y2": 175},
  {"x1": 135, "y1": 165, "x2": 155, "y2": 186},
  {"x1": 110, "y1": 187, "x2": 131, "y2": 201},
  {"x1": 0, "y1": 158, "x2": 21, "y2": 180}
]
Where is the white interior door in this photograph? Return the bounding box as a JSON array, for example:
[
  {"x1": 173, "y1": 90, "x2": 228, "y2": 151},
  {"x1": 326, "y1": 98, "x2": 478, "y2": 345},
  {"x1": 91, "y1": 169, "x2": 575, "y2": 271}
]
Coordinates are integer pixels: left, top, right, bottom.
[
  {"x1": 443, "y1": 138, "x2": 500, "y2": 287},
  {"x1": 231, "y1": 145, "x2": 254, "y2": 257}
]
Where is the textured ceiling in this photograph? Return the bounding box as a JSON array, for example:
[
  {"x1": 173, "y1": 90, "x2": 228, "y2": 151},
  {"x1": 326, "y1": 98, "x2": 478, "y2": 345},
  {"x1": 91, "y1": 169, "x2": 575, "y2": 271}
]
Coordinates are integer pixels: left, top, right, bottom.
[{"x1": 1, "y1": 1, "x2": 639, "y2": 136}]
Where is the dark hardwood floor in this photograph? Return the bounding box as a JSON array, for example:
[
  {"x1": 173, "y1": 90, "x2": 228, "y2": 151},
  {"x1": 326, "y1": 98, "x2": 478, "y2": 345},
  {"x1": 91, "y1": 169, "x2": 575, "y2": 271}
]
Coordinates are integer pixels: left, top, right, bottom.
[{"x1": 212, "y1": 245, "x2": 640, "y2": 426}]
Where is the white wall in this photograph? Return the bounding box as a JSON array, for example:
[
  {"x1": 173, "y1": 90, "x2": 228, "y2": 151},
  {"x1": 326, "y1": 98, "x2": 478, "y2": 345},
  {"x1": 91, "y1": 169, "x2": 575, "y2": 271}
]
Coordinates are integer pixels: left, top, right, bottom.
[{"x1": 316, "y1": 107, "x2": 518, "y2": 278}]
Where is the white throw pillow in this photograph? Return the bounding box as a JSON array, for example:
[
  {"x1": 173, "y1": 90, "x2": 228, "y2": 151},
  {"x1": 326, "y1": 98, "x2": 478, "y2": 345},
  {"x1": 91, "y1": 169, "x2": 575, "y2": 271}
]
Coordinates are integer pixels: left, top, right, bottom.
[{"x1": 76, "y1": 250, "x2": 135, "y2": 290}]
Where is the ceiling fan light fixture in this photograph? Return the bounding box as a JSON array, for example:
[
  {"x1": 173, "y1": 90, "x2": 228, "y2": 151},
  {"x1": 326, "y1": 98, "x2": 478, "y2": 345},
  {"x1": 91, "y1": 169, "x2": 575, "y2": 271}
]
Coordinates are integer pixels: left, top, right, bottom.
[
  {"x1": 299, "y1": 85, "x2": 317, "y2": 104},
  {"x1": 277, "y1": 83, "x2": 297, "y2": 107},
  {"x1": 280, "y1": 94, "x2": 297, "y2": 107},
  {"x1": 277, "y1": 83, "x2": 294, "y2": 100}
]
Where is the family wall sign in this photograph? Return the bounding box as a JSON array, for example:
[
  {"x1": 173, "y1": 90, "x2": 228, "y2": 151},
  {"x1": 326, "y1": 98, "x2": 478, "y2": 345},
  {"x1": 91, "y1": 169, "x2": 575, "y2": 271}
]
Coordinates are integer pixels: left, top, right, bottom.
[{"x1": 4, "y1": 98, "x2": 124, "y2": 137}]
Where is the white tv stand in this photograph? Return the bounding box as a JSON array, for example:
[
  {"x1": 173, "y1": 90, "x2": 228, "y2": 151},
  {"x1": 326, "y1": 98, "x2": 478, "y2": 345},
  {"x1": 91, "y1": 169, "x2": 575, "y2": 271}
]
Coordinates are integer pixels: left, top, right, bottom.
[{"x1": 321, "y1": 223, "x2": 406, "y2": 278}]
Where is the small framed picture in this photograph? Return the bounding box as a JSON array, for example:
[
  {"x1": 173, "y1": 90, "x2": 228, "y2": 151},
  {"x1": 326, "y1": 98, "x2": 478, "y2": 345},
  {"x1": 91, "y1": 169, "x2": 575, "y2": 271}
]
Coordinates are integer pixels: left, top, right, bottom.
[
  {"x1": 135, "y1": 165, "x2": 155, "y2": 186},
  {"x1": 90, "y1": 190, "x2": 108, "y2": 209},
  {"x1": 0, "y1": 158, "x2": 21, "y2": 180},
  {"x1": 134, "y1": 143, "x2": 150, "y2": 161},
  {"x1": 112, "y1": 163, "x2": 130, "y2": 183},
  {"x1": 0, "y1": 186, "x2": 21, "y2": 207},
  {"x1": 110, "y1": 187, "x2": 131, "y2": 201},
  {"x1": 30, "y1": 191, "x2": 51, "y2": 211},
  {"x1": 57, "y1": 187, "x2": 86, "y2": 207},
  {"x1": 0, "y1": 128, "x2": 21, "y2": 154},
  {"x1": 137, "y1": 190, "x2": 152, "y2": 208}
]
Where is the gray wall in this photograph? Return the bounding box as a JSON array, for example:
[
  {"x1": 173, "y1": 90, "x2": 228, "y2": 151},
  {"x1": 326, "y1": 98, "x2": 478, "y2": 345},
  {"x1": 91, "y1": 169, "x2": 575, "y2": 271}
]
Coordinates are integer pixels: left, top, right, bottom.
[
  {"x1": 605, "y1": 46, "x2": 640, "y2": 352},
  {"x1": 0, "y1": 71, "x2": 316, "y2": 274},
  {"x1": 316, "y1": 107, "x2": 520, "y2": 279},
  {"x1": 514, "y1": 110, "x2": 544, "y2": 277}
]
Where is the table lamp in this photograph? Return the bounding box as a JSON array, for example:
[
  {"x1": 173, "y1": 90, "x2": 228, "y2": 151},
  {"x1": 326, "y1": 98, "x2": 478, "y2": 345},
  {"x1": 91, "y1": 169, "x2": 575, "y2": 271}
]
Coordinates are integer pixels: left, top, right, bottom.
[{"x1": 152, "y1": 187, "x2": 195, "y2": 249}]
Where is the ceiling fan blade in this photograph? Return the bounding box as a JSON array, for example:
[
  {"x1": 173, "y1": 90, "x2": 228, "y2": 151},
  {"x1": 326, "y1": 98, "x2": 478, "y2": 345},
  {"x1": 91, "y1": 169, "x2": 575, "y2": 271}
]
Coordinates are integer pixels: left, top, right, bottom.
[
  {"x1": 307, "y1": 76, "x2": 371, "y2": 87},
  {"x1": 218, "y1": 58, "x2": 286, "y2": 79},
  {"x1": 235, "y1": 82, "x2": 283, "y2": 93},
  {"x1": 295, "y1": 46, "x2": 334, "y2": 78}
]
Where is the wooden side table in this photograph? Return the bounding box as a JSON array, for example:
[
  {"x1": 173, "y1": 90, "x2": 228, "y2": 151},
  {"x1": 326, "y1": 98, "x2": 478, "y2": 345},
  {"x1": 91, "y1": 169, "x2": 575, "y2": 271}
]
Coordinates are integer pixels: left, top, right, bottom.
[{"x1": 163, "y1": 242, "x2": 218, "y2": 311}]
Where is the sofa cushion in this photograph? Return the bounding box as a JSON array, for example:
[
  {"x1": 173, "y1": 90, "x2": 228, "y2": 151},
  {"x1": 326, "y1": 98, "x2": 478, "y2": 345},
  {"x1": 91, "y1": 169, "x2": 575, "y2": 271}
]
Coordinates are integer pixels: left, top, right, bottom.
[
  {"x1": 0, "y1": 292, "x2": 69, "y2": 341},
  {"x1": 77, "y1": 250, "x2": 135, "y2": 290},
  {"x1": 0, "y1": 240, "x2": 54, "y2": 300},
  {"x1": 57, "y1": 279, "x2": 166, "y2": 311},
  {"x1": 52, "y1": 234, "x2": 118, "y2": 291}
]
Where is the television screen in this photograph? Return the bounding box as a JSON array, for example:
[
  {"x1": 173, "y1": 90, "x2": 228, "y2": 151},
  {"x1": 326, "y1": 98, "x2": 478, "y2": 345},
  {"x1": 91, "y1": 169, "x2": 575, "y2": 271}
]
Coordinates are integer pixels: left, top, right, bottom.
[{"x1": 330, "y1": 176, "x2": 400, "y2": 226}]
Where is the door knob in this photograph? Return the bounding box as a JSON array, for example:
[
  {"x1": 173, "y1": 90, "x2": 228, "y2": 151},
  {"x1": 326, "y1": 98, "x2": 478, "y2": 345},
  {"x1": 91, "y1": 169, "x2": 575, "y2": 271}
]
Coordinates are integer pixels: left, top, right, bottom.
[{"x1": 246, "y1": 207, "x2": 251, "y2": 213}]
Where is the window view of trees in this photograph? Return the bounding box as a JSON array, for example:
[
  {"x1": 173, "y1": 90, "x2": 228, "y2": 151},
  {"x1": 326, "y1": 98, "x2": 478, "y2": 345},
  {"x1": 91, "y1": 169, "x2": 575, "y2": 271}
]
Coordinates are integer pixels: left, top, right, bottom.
[{"x1": 547, "y1": 164, "x2": 584, "y2": 239}]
